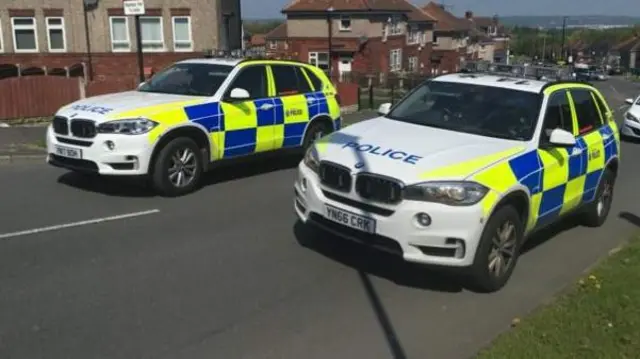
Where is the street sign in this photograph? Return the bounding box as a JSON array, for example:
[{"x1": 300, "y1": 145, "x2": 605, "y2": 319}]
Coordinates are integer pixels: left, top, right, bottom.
[{"x1": 123, "y1": 0, "x2": 145, "y2": 16}]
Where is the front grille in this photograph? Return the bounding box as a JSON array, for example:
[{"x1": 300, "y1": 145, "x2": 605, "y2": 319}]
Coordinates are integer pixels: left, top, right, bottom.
[
  {"x1": 70, "y1": 119, "x2": 97, "y2": 138},
  {"x1": 319, "y1": 161, "x2": 352, "y2": 192},
  {"x1": 56, "y1": 137, "x2": 93, "y2": 147},
  {"x1": 52, "y1": 116, "x2": 69, "y2": 135},
  {"x1": 355, "y1": 173, "x2": 403, "y2": 204}
]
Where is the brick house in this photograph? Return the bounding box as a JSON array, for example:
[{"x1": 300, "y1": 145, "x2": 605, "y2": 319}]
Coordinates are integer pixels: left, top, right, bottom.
[
  {"x1": 420, "y1": 2, "x2": 470, "y2": 74},
  {"x1": 614, "y1": 36, "x2": 640, "y2": 70},
  {"x1": 463, "y1": 12, "x2": 510, "y2": 63},
  {"x1": 279, "y1": 0, "x2": 437, "y2": 79},
  {"x1": 0, "y1": 0, "x2": 242, "y2": 80},
  {"x1": 264, "y1": 22, "x2": 291, "y2": 58}
]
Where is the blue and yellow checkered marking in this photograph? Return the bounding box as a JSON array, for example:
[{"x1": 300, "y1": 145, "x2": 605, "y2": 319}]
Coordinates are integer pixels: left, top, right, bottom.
[{"x1": 182, "y1": 92, "x2": 336, "y2": 160}]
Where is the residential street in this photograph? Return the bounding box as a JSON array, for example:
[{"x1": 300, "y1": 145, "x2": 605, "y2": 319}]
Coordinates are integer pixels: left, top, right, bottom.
[{"x1": 0, "y1": 79, "x2": 639, "y2": 359}]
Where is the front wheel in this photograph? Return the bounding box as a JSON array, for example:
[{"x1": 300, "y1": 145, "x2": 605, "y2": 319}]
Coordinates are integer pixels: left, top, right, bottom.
[
  {"x1": 467, "y1": 205, "x2": 523, "y2": 293},
  {"x1": 150, "y1": 137, "x2": 203, "y2": 197}
]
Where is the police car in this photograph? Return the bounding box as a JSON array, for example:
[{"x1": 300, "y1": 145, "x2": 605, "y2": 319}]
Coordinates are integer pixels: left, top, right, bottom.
[
  {"x1": 621, "y1": 94, "x2": 640, "y2": 138},
  {"x1": 294, "y1": 73, "x2": 620, "y2": 292},
  {"x1": 46, "y1": 58, "x2": 341, "y2": 196}
]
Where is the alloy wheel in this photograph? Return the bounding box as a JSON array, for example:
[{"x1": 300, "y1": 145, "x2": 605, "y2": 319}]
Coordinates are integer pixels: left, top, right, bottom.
[
  {"x1": 167, "y1": 147, "x2": 197, "y2": 188},
  {"x1": 487, "y1": 221, "x2": 517, "y2": 278},
  {"x1": 597, "y1": 178, "x2": 613, "y2": 216}
]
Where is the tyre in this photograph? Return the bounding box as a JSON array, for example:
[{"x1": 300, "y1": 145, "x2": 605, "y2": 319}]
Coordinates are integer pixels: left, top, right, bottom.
[
  {"x1": 467, "y1": 205, "x2": 523, "y2": 293},
  {"x1": 580, "y1": 168, "x2": 615, "y2": 227},
  {"x1": 150, "y1": 137, "x2": 203, "y2": 197},
  {"x1": 302, "y1": 120, "x2": 332, "y2": 151}
]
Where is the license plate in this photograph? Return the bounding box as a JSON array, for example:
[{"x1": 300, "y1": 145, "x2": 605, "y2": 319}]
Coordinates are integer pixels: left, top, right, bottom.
[
  {"x1": 325, "y1": 204, "x2": 376, "y2": 234},
  {"x1": 54, "y1": 145, "x2": 82, "y2": 159}
]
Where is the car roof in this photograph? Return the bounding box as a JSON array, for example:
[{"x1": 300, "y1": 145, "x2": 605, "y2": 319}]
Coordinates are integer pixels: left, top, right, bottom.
[
  {"x1": 176, "y1": 58, "x2": 244, "y2": 66},
  {"x1": 432, "y1": 73, "x2": 549, "y2": 93}
]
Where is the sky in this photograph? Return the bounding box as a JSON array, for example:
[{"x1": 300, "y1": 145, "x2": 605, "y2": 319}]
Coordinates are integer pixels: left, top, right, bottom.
[{"x1": 240, "y1": 0, "x2": 640, "y2": 19}]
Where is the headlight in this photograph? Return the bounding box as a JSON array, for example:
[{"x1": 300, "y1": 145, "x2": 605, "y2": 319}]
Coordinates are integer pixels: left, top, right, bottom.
[
  {"x1": 625, "y1": 112, "x2": 639, "y2": 123},
  {"x1": 403, "y1": 181, "x2": 489, "y2": 206},
  {"x1": 97, "y1": 118, "x2": 158, "y2": 135},
  {"x1": 303, "y1": 145, "x2": 320, "y2": 173}
]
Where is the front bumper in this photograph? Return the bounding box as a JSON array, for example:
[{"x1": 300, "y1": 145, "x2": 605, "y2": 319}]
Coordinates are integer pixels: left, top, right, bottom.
[
  {"x1": 45, "y1": 125, "x2": 154, "y2": 175},
  {"x1": 621, "y1": 117, "x2": 640, "y2": 138},
  {"x1": 293, "y1": 162, "x2": 488, "y2": 267}
]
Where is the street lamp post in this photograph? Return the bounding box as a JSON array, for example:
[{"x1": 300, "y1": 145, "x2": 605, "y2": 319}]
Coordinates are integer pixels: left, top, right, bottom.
[
  {"x1": 560, "y1": 16, "x2": 568, "y2": 62},
  {"x1": 326, "y1": 7, "x2": 334, "y2": 78}
]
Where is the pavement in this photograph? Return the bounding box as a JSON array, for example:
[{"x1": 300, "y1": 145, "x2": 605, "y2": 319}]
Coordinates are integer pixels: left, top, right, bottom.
[{"x1": 0, "y1": 81, "x2": 639, "y2": 359}]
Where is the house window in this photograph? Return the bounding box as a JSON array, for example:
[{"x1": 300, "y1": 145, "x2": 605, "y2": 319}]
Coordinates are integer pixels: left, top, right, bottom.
[
  {"x1": 433, "y1": 33, "x2": 439, "y2": 44},
  {"x1": 389, "y1": 22, "x2": 402, "y2": 35},
  {"x1": 172, "y1": 16, "x2": 192, "y2": 51},
  {"x1": 140, "y1": 16, "x2": 164, "y2": 51},
  {"x1": 46, "y1": 17, "x2": 66, "y2": 52},
  {"x1": 390, "y1": 49, "x2": 402, "y2": 72},
  {"x1": 11, "y1": 17, "x2": 38, "y2": 52},
  {"x1": 309, "y1": 52, "x2": 329, "y2": 71},
  {"x1": 407, "y1": 30, "x2": 419, "y2": 45},
  {"x1": 110, "y1": 16, "x2": 130, "y2": 51},
  {"x1": 408, "y1": 56, "x2": 418, "y2": 72},
  {"x1": 0, "y1": 19, "x2": 3, "y2": 52},
  {"x1": 339, "y1": 16, "x2": 351, "y2": 31},
  {"x1": 269, "y1": 41, "x2": 277, "y2": 49}
]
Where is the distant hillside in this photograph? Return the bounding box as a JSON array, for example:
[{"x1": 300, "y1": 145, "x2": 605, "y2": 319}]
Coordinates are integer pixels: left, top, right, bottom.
[{"x1": 499, "y1": 15, "x2": 640, "y2": 28}]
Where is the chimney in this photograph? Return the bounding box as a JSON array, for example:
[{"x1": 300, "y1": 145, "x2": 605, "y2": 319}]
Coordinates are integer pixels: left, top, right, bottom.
[{"x1": 465, "y1": 11, "x2": 473, "y2": 19}]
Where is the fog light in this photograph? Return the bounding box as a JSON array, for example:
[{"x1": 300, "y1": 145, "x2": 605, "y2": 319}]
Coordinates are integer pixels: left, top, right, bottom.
[
  {"x1": 301, "y1": 177, "x2": 308, "y2": 192},
  {"x1": 105, "y1": 140, "x2": 115, "y2": 150},
  {"x1": 415, "y1": 212, "x2": 431, "y2": 227}
]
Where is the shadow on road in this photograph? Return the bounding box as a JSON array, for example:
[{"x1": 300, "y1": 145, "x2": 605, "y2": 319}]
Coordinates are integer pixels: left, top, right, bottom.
[
  {"x1": 619, "y1": 211, "x2": 640, "y2": 227},
  {"x1": 293, "y1": 221, "x2": 464, "y2": 293},
  {"x1": 621, "y1": 134, "x2": 640, "y2": 144},
  {"x1": 520, "y1": 215, "x2": 582, "y2": 254},
  {"x1": 56, "y1": 152, "x2": 302, "y2": 197}
]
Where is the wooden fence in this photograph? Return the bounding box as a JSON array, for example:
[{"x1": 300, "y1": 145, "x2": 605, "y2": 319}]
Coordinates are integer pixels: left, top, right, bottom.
[{"x1": 0, "y1": 76, "x2": 82, "y2": 120}]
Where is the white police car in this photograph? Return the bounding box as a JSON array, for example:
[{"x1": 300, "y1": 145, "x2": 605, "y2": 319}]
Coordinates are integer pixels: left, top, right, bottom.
[
  {"x1": 621, "y1": 94, "x2": 640, "y2": 138},
  {"x1": 294, "y1": 73, "x2": 620, "y2": 292}
]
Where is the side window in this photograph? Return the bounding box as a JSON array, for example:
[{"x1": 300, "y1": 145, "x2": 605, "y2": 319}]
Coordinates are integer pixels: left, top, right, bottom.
[
  {"x1": 303, "y1": 68, "x2": 324, "y2": 91},
  {"x1": 542, "y1": 90, "x2": 574, "y2": 141},
  {"x1": 570, "y1": 89, "x2": 603, "y2": 135},
  {"x1": 271, "y1": 65, "x2": 311, "y2": 96},
  {"x1": 591, "y1": 91, "x2": 610, "y2": 122},
  {"x1": 227, "y1": 65, "x2": 268, "y2": 99}
]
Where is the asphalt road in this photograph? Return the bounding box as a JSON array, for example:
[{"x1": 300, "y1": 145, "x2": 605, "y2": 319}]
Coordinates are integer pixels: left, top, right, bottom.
[{"x1": 1, "y1": 80, "x2": 639, "y2": 359}]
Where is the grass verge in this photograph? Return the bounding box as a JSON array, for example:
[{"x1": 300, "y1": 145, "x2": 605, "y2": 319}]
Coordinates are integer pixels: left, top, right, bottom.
[{"x1": 476, "y1": 234, "x2": 640, "y2": 359}]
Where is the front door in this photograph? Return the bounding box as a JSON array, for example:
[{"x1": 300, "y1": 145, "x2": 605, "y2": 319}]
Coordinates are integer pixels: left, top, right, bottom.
[
  {"x1": 338, "y1": 57, "x2": 352, "y2": 79},
  {"x1": 220, "y1": 64, "x2": 273, "y2": 158},
  {"x1": 568, "y1": 88, "x2": 607, "y2": 203},
  {"x1": 535, "y1": 89, "x2": 582, "y2": 229},
  {"x1": 270, "y1": 64, "x2": 315, "y2": 148}
]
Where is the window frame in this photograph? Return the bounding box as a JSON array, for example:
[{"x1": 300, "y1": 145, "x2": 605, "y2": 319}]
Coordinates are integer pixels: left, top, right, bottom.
[
  {"x1": 408, "y1": 56, "x2": 418, "y2": 72},
  {"x1": 139, "y1": 16, "x2": 165, "y2": 52},
  {"x1": 45, "y1": 17, "x2": 66, "y2": 52},
  {"x1": 269, "y1": 64, "x2": 312, "y2": 97},
  {"x1": 308, "y1": 51, "x2": 329, "y2": 71},
  {"x1": 171, "y1": 16, "x2": 192, "y2": 52},
  {"x1": 407, "y1": 28, "x2": 419, "y2": 45},
  {"x1": 389, "y1": 22, "x2": 402, "y2": 36},
  {"x1": 11, "y1": 17, "x2": 38, "y2": 53},
  {"x1": 109, "y1": 16, "x2": 131, "y2": 52},
  {"x1": 539, "y1": 90, "x2": 576, "y2": 146},
  {"x1": 269, "y1": 41, "x2": 277, "y2": 50},
  {"x1": 0, "y1": 19, "x2": 4, "y2": 53},
  {"x1": 339, "y1": 16, "x2": 351, "y2": 31},
  {"x1": 389, "y1": 48, "x2": 402, "y2": 72}
]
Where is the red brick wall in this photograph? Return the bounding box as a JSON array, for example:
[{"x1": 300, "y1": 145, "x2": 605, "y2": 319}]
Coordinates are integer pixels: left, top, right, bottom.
[
  {"x1": 0, "y1": 52, "x2": 205, "y2": 80},
  {"x1": 335, "y1": 83, "x2": 358, "y2": 107},
  {"x1": 432, "y1": 49, "x2": 463, "y2": 74}
]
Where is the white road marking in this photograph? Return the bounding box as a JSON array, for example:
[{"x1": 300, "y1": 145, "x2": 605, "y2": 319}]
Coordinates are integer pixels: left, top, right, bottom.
[
  {"x1": 0, "y1": 209, "x2": 160, "y2": 240},
  {"x1": 610, "y1": 85, "x2": 620, "y2": 95}
]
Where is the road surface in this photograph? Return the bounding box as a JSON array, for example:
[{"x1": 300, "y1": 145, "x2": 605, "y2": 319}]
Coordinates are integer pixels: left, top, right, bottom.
[{"x1": 0, "y1": 79, "x2": 639, "y2": 359}]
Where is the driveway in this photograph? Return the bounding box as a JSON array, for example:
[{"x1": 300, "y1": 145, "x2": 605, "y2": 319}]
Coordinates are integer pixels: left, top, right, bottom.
[{"x1": 0, "y1": 79, "x2": 639, "y2": 359}]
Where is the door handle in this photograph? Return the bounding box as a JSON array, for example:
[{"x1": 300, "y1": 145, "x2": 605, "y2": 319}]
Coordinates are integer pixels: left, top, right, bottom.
[
  {"x1": 571, "y1": 148, "x2": 583, "y2": 156},
  {"x1": 602, "y1": 134, "x2": 611, "y2": 140},
  {"x1": 259, "y1": 103, "x2": 274, "y2": 111},
  {"x1": 307, "y1": 98, "x2": 316, "y2": 104}
]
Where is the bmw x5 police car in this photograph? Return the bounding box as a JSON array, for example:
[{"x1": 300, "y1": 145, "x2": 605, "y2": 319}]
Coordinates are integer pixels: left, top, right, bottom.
[
  {"x1": 295, "y1": 73, "x2": 620, "y2": 292},
  {"x1": 621, "y1": 94, "x2": 640, "y2": 138},
  {"x1": 46, "y1": 58, "x2": 341, "y2": 196}
]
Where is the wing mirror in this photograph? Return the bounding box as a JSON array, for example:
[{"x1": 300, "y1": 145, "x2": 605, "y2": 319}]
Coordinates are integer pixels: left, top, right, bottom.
[
  {"x1": 137, "y1": 81, "x2": 145, "y2": 89},
  {"x1": 378, "y1": 102, "x2": 392, "y2": 115},
  {"x1": 547, "y1": 128, "x2": 577, "y2": 147},
  {"x1": 625, "y1": 98, "x2": 635, "y2": 105},
  {"x1": 228, "y1": 88, "x2": 250, "y2": 101}
]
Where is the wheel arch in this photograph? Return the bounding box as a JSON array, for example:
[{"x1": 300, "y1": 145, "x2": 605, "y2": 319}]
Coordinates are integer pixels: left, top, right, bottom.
[
  {"x1": 148, "y1": 124, "x2": 213, "y2": 174},
  {"x1": 492, "y1": 189, "x2": 530, "y2": 227},
  {"x1": 300, "y1": 114, "x2": 335, "y2": 144}
]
